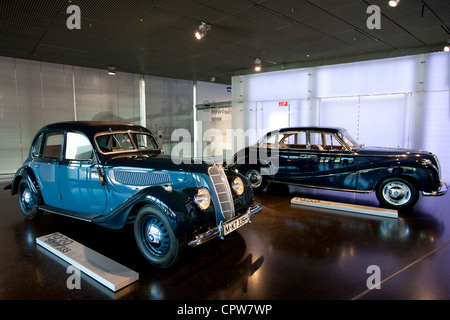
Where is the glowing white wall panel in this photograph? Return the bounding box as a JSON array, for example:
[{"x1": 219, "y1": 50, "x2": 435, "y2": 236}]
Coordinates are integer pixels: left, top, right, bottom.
[
  {"x1": 318, "y1": 97, "x2": 359, "y2": 137},
  {"x1": 359, "y1": 94, "x2": 408, "y2": 148},
  {"x1": 246, "y1": 68, "x2": 311, "y2": 101},
  {"x1": 315, "y1": 55, "x2": 417, "y2": 97}
]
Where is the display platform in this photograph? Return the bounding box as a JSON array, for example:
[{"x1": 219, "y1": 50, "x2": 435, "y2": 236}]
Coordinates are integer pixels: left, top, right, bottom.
[
  {"x1": 36, "y1": 232, "x2": 139, "y2": 292},
  {"x1": 291, "y1": 196, "x2": 398, "y2": 218}
]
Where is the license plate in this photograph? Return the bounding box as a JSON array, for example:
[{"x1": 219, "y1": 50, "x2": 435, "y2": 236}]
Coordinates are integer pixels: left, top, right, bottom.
[{"x1": 222, "y1": 214, "x2": 249, "y2": 236}]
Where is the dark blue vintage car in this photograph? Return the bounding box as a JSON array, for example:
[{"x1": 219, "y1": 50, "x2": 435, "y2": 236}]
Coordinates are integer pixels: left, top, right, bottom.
[
  {"x1": 230, "y1": 127, "x2": 447, "y2": 210},
  {"x1": 11, "y1": 121, "x2": 262, "y2": 268}
]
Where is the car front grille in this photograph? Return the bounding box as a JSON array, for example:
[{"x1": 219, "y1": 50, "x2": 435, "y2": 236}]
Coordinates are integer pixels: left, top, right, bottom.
[{"x1": 208, "y1": 165, "x2": 235, "y2": 220}]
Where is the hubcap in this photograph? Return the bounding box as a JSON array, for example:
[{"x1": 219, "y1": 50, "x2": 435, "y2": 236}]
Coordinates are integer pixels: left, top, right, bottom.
[
  {"x1": 142, "y1": 217, "x2": 170, "y2": 256},
  {"x1": 246, "y1": 169, "x2": 262, "y2": 188},
  {"x1": 21, "y1": 187, "x2": 34, "y2": 211},
  {"x1": 382, "y1": 181, "x2": 411, "y2": 206}
]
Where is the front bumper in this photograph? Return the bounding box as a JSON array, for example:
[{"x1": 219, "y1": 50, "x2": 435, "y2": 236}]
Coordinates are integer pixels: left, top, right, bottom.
[
  {"x1": 188, "y1": 204, "x2": 262, "y2": 247},
  {"x1": 422, "y1": 182, "x2": 448, "y2": 196}
]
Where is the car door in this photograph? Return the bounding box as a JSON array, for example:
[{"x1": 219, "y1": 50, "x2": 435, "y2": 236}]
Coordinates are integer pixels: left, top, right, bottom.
[
  {"x1": 32, "y1": 131, "x2": 64, "y2": 208},
  {"x1": 59, "y1": 131, "x2": 107, "y2": 215},
  {"x1": 274, "y1": 132, "x2": 310, "y2": 183},
  {"x1": 306, "y1": 132, "x2": 358, "y2": 190}
]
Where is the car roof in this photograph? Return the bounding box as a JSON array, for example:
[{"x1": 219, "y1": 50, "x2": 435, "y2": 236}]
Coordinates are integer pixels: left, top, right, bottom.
[
  {"x1": 269, "y1": 127, "x2": 346, "y2": 134},
  {"x1": 37, "y1": 121, "x2": 150, "y2": 136}
]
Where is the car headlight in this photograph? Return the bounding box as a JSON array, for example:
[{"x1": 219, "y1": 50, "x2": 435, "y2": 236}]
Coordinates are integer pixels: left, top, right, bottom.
[
  {"x1": 194, "y1": 188, "x2": 211, "y2": 210},
  {"x1": 231, "y1": 177, "x2": 244, "y2": 196}
]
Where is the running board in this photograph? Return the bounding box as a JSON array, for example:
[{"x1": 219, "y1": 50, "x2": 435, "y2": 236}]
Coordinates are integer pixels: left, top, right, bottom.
[{"x1": 38, "y1": 205, "x2": 101, "y2": 222}]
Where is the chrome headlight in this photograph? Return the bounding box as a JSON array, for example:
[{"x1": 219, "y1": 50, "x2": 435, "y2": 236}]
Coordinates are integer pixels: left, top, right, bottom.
[
  {"x1": 194, "y1": 188, "x2": 211, "y2": 210},
  {"x1": 231, "y1": 177, "x2": 244, "y2": 196}
]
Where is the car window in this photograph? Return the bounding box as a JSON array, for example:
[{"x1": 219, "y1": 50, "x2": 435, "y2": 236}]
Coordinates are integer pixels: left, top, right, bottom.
[
  {"x1": 65, "y1": 132, "x2": 94, "y2": 160},
  {"x1": 279, "y1": 132, "x2": 308, "y2": 149},
  {"x1": 42, "y1": 132, "x2": 63, "y2": 159},
  {"x1": 31, "y1": 133, "x2": 43, "y2": 158},
  {"x1": 310, "y1": 132, "x2": 346, "y2": 151},
  {"x1": 323, "y1": 134, "x2": 345, "y2": 151}
]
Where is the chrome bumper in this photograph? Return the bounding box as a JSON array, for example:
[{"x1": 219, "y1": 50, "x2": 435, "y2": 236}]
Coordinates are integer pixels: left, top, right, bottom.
[
  {"x1": 188, "y1": 204, "x2": 262, "y2": 247},
  {"x1": 422, "y1": 182, "x2": 448, "y2": 196}
]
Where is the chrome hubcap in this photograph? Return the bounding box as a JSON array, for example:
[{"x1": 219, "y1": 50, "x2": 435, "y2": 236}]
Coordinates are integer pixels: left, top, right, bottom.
[
  {"x1": 21, "y1": 187, "x2": 34, "y2": 210},
  {"x1": 383, "y1": 181, "x2": 411, "y2": 206},
  {"x1": 246, "y1": 169, "x2": 262, "y2": 188},
  {"x1": 147, "y1": 224, "x2": 163, "y2": 244},
  {"x1": 142, "y1": 217, "x2": 170, "y2": 256}
]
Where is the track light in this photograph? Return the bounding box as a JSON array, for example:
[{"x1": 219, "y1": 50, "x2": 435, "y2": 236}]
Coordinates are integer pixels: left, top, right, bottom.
[
  {"x1": 195, "y1": 22, "x2": 211, "y2": 40},
  {"x1": 388, "y1": 0, "x2": 400, "y2": 7},
  {"x1": 108, "y1": 66, "x2": 116, "y2": 76},
  {"x1": 254, "y1": 58, "x2": 262, "y2": 72}
]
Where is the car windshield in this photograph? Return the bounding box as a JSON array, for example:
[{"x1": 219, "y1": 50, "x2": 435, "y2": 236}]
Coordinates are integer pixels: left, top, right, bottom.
[{"x1": 95, "y1": 131, "x2": 159, "y2": 154}]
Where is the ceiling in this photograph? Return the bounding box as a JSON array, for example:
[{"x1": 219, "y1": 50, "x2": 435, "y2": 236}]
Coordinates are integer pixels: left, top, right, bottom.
[{"x1": 1, "y1": 0, "x2": 449, "y2": 84}]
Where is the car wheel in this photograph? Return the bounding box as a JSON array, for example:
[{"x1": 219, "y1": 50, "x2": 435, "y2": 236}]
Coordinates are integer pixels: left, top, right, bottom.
[
  {"x1": 18, "y1": 179, "x2": 43, "y2": 220},
  {"x1": 244, "y1": 167, "x2": 268, "y2": 192},
  {"x1": 376, "y1": 177, "x2": 418, "y2": 210},
  {"x1": 134, "y1": 205, "x2": 182, "y2": 268}
]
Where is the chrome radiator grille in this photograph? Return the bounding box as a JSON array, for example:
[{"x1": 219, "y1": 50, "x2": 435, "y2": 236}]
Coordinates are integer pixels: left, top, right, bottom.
[
  {"x1": 113, "y1": 170, "x2": 171, "y2": 186},
  {"x1": 208, "y1": 165, "x2": 235, "y2": 220}
]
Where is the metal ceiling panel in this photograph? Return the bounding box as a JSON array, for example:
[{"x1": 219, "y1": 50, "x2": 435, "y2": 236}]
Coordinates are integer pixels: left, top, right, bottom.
[{"x1": 0, "y1": 0, "x2": 448, "y2": 84}]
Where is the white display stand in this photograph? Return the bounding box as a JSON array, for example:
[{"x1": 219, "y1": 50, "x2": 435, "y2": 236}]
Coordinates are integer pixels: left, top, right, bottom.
[
  {"x1": 37, "y1": 232, "x2": 139, "y2": 292},
  {"x1": 291, "y1": 197, "x2": 398, "y2": 219}
]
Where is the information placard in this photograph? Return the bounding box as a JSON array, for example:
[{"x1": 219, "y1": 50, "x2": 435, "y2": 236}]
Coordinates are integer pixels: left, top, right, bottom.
[
  {"x1": 37, "y1": 232, "x2": 139, "y2": 292},
  {"x1": 291, "y1": 197, "x2": 398, "y2": 219}
]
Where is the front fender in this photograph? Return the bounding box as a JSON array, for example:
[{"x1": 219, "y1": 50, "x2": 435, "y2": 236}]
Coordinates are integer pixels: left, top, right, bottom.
[{"x1": 91, "y1": 186, "x2": 208, "y2": 240}]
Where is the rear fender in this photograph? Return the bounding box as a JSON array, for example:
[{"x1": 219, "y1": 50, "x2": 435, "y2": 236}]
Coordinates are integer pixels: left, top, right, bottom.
[{"x1": 11, "y1": 167, "x2": 43, "y2": 205}]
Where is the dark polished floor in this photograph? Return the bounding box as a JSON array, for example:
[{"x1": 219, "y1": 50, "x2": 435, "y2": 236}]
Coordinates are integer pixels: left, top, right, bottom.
[{"x1": 0, "y1": 181, "x2": 449, "y2": 300}]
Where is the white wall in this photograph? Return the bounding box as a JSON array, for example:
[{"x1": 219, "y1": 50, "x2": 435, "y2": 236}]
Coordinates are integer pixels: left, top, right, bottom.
[
  {"x1": 0, "y1": 56, "x2": 194, "y2": 174},
  {"x1": 232, "y1": 52, "x2": 450, "y2": 182}
]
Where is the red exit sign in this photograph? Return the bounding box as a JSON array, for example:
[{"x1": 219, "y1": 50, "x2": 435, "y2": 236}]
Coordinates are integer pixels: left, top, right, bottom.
[{"x1": 278, "y1": 101, "x2": 289, "y2": 107}]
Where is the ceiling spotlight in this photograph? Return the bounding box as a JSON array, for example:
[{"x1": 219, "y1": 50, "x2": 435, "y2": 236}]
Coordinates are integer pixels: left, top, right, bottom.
[
  {"x1": 254, "y1": 58, "x2": 262, "y2": 72},
  {"x1": 388, "y1": 0, "x2": 400, "y2": 7},
  {"x1": 195, "y1": 22, "x2": 211, "y2": 40},
  {"x1": 444, "y1": 40, "x2": 450, "y2": 52},
  {"x1": 108, "y1": 66, "x2": 116, "y2": 76}
]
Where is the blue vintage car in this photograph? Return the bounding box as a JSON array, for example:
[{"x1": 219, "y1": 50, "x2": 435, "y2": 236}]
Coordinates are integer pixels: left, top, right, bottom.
[
  {"x1": 11, "y1": 121, "x2": 262, "y2": 268},
  {"x1": 230, "y1": 127, "x2": 447, "y2": 210}
]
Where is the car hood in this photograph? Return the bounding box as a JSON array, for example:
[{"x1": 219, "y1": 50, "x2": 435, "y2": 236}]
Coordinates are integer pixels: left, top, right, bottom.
[
  {"x1": 105, "y1": 153, "x2": 211, "y2": 174},
  {"x1": 354, "y1": 146, "x2": 434, "y2": 158}
]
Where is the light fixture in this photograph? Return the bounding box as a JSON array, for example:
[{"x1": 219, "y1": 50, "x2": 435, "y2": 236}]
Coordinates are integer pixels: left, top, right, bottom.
[
  {"x1": 444, "y1": 40, "x2": 450, "y2": 52},
  {"x1": 108, "y1": 66, "x2": 116, "y2": 76},
  {"x1": 388, "y1": 0, "x2": 400, "y2": 7},
  {"x1": 195, "y1": 22, "x2": 211, "y2": 40},
  {"x1": 254, "y1": 58, "x2": 262, "y2": 72}
]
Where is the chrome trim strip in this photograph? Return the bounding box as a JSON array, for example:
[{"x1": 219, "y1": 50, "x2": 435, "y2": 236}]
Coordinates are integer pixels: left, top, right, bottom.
[
  {"x1": 271, "y1": 180, "x2": 374, "y2": 194},
  {"x1": 187, "y1": 205, "x2": 262, "y2": 247}
]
